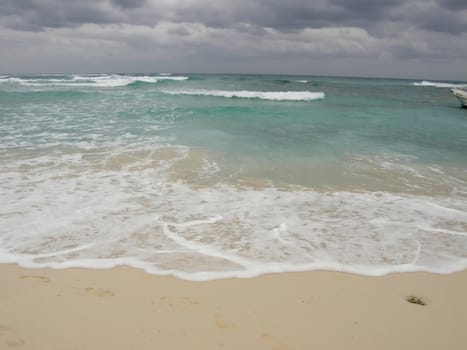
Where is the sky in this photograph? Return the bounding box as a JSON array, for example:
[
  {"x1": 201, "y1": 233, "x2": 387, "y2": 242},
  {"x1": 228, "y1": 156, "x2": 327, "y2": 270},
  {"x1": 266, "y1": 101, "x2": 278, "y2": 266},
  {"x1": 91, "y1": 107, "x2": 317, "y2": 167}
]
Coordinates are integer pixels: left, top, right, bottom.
[{"x1": 1, "y1": 0, "x2": 467, "y2": 80}]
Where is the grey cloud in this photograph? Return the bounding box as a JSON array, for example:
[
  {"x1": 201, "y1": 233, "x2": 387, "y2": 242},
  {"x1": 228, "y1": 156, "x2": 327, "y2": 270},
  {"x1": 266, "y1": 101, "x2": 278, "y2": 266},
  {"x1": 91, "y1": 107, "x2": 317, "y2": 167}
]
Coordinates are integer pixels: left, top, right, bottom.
[
  {"x1": 111, "y1": 0, "x2": 146, "y2": 9},
  {"x1": 326, "y1": 0, "x2": 404, "y2": 22},
  {"x1": 396, "y1": 2, "x2": 467, "y2": 35},
  {"x1": 167, "y1": 26, "x2": 191, "y2": 37},
  {"x1": 1, "y1": 0, "x2": 466, "y2": 35},
  {"x1": 1, "y1": 0, "x2": 467, "y2": 79},
  {"x1": 0, "y1": 0, "x2": 138, "y2": 31},
  {"x1": 418, "y1": 10, "x2": 467, "y2": 34},
  {"x1": 442, "y1": 0, "x2": 467, "y2": 11}
]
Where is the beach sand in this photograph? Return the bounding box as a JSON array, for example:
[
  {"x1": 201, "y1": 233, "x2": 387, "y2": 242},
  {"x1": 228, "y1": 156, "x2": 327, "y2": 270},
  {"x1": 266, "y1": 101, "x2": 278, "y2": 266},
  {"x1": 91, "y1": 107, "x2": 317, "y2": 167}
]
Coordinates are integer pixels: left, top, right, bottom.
[{"x1": 1, "y1": 264, "x2": 466, "y2": 350}]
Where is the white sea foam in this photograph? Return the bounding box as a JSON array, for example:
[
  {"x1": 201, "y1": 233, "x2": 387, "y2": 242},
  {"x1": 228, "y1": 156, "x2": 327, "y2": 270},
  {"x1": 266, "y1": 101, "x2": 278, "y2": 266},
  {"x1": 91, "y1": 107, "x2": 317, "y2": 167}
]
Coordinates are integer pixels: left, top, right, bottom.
[
  {"x1": 1, "y1": 76, "x2": 466, "y2": 280},
  {"x1": 155, "y1": 76, "x2": 188, "y2": 81},
  {"x1": 1, "y1": 145, "x2": 466, "y2": 281},
  {"x1": 162, "y1": 89, "x2": 325, "y2": 101},
  {"x1": 198, "y1": 158, "x2": 221, "y2": 179},
  {"x1": 0, "y1": 77, "x2": 24, "y2": 83},
  {"x1": 0, "y1": 74, "x2": 189, "y2": 87},
  {"x1": 346, "y1": 153, "x2": 467, "y2": 195},
  {"x1": 413, "y1": 81, "x2": 467, "y2": 88}
]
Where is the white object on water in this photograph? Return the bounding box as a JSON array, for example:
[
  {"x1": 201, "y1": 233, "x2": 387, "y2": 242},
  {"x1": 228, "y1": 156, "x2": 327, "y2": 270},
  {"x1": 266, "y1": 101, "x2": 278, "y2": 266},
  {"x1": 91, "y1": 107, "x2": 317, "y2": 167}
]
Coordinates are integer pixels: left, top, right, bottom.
[{"x1": 451, "y1": 88, "x2": 467, "y2": 108}]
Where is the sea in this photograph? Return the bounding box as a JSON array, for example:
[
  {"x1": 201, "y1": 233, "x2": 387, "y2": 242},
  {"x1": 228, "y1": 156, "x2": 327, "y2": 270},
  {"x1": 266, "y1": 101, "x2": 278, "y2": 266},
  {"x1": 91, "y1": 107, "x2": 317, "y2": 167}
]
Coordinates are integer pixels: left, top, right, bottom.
[{"x1": 1, "y1": 73, "x2": 467, "y2": 280}]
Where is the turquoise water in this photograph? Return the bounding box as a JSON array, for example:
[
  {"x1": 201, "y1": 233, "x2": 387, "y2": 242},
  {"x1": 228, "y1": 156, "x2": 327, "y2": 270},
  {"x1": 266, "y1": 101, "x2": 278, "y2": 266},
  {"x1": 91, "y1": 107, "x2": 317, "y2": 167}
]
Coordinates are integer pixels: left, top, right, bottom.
[{"x1": 1, "y1": 74, "x2": 466, "y2": 279}]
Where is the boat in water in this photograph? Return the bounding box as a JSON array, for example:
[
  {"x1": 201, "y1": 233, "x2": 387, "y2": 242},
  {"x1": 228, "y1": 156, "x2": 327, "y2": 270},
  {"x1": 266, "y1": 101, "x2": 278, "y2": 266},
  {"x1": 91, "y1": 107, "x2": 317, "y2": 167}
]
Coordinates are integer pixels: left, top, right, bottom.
[{"x1": 450, "y1": 88, "x2": 467, "y2": 108}]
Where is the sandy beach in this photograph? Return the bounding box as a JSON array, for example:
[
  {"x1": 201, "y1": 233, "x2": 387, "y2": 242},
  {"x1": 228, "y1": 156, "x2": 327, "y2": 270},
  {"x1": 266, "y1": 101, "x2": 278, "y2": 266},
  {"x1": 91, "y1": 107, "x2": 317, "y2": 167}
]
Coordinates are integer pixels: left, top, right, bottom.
[{"x1": 1, "y1": 265, "x2": 466, "y2": 350}]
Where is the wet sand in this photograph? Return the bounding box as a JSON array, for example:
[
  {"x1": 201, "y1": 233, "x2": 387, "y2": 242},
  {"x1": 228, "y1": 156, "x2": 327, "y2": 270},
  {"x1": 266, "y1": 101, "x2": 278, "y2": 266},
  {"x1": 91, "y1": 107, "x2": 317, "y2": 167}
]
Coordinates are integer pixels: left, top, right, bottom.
[{"x1": 1, "y1": 264, "x2": 466, "y2": 350}]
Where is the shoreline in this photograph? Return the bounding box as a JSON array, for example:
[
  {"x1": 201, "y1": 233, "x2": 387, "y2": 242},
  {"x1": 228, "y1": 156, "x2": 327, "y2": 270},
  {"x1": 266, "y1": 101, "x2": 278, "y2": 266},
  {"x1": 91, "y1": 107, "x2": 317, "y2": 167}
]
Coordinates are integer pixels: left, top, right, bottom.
[{"x1": 1, "y1": 264, "x2": 466, "y2": 350}]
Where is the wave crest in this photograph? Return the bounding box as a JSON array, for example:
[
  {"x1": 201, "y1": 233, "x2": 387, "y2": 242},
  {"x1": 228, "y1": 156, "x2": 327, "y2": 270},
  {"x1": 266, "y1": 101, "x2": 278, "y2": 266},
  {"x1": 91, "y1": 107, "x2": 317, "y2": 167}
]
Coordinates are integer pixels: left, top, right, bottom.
[
  {"x1": 413, "y1": 81, "x2": 467, "y2": 88},
  {"x1": 0, "y1": 74, "x2": 189, "y2": 87},
  {"x1": 162, "y1": 89, "x2": 325, "y2": 101}
]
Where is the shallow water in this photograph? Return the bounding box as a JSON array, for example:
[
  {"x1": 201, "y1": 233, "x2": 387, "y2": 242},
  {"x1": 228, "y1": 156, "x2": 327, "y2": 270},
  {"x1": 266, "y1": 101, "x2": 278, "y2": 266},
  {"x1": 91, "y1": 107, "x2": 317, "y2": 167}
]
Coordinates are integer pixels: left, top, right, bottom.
[{"x1": 1, "y1": 73, "x2": 466, "y2": 280}]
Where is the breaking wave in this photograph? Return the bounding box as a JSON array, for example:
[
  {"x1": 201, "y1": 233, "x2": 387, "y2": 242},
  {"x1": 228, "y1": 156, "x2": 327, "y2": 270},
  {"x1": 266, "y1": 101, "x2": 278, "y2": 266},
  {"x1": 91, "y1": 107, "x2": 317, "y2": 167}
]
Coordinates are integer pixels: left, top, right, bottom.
[
  {"x1": 161, "y1": 89, "x2": 325, "y2": 101},
  {"x1": 413, "y1": 81, "x2": 467, "y2": 88},
  {"x1": 0, "y1": 74, "x2": 189, "y2": 87}
]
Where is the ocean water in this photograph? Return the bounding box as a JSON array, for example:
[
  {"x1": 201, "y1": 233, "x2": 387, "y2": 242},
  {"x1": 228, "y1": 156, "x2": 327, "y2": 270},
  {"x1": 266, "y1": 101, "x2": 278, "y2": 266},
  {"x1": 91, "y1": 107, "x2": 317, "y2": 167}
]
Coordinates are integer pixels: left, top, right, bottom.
[{"x1": 1, "y1": 73, "x2": 466, "y2": 280}]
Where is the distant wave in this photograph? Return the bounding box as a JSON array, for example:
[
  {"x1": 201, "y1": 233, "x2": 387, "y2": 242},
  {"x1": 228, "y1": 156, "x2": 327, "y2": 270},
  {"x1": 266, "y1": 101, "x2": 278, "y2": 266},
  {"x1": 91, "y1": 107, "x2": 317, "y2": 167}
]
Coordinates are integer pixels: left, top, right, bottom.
[
  {"x1": 0, "y1": 74, "x2": 189, "y2": 87},
  {"x1": 295, "y1": 80, "x2": 319, "y2": 86},
  {"x1": 155, "y1": 76, "x2": 190, "y2": 81},
  {"x1": 162, "y1": 89, "x2": 325, "y2": 101},
  {"x1": 275, "y1": 79, "x2": 316, "y2": 85},
  {"x1": 413, "y1": 81, "x2": 467, "y2": 88}
]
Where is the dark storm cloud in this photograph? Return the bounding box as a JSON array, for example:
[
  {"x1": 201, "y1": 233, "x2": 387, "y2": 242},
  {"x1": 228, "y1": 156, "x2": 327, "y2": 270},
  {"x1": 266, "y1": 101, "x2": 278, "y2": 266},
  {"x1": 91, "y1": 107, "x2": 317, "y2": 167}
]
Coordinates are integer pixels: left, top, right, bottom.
[
  {"x1": 244, "y1": 0, "x2": 467, "y2": 34},
  {"x1": 1, "y1": 0, "x2": 466, "y2": 34},
  {"x1": 408, "y1": 1, "x2": 467, "y2": 35},
  {"x1": 328, "y1": 0, "x2": 404, "y2": 13},
  {"x1": 0, "y1": 0, "x2": 155, "y2": 31},
  {"x1": 416, "y1": 8, "x2": 467, "y2": 34},
  {"x1": 1, "y1": 0, "x2": 467, "y2": 78},
  {"x1": 442, "y1": 0, "x2": 467, "y2": 11},
  {"x1": 0, "y1": 0, "x2": 123, "y2": 31},
  {"x1": 111, "y1": 0, "x2": 146, "y2": 9}
]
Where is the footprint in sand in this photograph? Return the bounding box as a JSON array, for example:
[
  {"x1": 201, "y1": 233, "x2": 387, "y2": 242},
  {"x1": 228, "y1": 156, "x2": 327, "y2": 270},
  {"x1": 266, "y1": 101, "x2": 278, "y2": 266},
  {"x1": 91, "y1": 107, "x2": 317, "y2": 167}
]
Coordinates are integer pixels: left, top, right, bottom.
[
  {"x1": 0, "y1": 325, "x2": 25, "y2": 348},
  {"x1": 84, "y1": 287, "x2": 115, "y2": 298},
  {"x1": 6, "y1": 339, "x2": 25, "y2": 348},
  {"x1": 214, "y1": 314, "x2": 236, "y2": 331},
  {"x1": 19, "y1": 275, "x2": 50, "y2": 283},
  {"x1": 260, "y1": 333, "x2": 289, "y2": 350},
  {"x1": 158, "y1": 296, "x2": 200, "y2": 307},
  {"x1": 0, "y1": 325, "x2": 14, "y2": 335}
]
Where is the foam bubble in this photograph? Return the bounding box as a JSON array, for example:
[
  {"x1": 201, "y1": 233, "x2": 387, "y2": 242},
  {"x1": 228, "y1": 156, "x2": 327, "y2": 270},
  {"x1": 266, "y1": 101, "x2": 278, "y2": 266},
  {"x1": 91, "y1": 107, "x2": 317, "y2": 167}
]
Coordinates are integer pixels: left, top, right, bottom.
[{"x1": 161, "y1": 89, "x2": 325, "y2": 101}]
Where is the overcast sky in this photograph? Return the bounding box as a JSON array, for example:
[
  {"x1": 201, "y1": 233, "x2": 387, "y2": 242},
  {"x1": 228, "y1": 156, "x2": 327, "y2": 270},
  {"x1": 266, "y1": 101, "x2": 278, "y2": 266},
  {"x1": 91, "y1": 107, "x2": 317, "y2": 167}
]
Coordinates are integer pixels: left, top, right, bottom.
[{"x1": 1, "y1": 0, "x2": 466, "y2": 79}]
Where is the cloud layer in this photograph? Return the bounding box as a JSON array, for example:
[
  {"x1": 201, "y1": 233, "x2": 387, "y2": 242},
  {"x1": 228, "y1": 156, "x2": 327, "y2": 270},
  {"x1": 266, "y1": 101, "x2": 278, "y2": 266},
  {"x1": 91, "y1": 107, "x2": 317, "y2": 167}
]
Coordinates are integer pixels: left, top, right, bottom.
[{"x1": 1, "y1": 0, "x2": 466, "y2": 79}]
